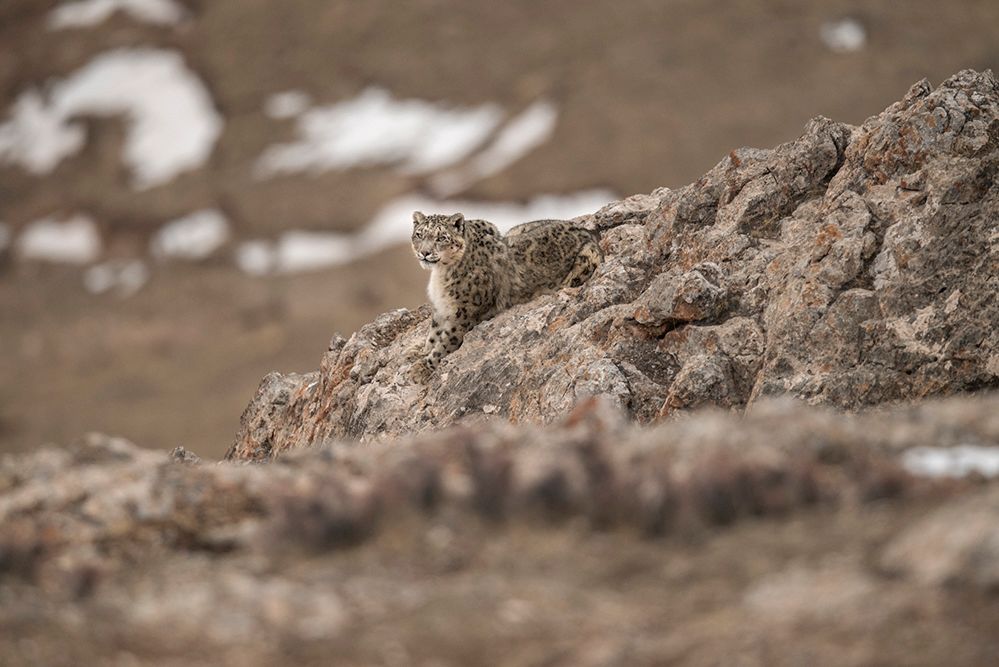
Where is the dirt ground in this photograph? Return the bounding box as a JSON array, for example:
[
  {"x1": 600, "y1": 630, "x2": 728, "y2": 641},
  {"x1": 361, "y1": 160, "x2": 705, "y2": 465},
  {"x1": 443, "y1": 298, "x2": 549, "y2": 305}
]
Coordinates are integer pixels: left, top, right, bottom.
[{"x1": 1, "y1": 0, "x2": 997, "y2": 457}]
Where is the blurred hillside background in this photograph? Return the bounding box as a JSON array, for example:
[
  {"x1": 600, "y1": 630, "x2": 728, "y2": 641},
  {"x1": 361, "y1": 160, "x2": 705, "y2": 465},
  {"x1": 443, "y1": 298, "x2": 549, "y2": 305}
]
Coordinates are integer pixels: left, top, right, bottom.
[{"x1": 0, "y1": 0, "x2": 996, "y2": 458}]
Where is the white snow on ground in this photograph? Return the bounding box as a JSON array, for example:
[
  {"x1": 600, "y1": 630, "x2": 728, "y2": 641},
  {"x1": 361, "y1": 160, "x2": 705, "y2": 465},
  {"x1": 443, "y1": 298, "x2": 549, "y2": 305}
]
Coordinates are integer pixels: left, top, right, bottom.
[
  {"x1": 0, "y1": 91, "x2": 86, "y2": 174},
  {"x1": 236, "y1": 232, "x2": 355, "y2": 275},
  {"x1": 48, "y1": 0, "x2": 185, "y2": 29},
  {"x1": 264, "y1": 91, "x2": 312, "y2": 120},
  {"x1": 150, "y1": 209, "x2": 230, "y2": 261},
  {"x1": 83, "y1": 259, "x2": 149, "y2": 296},
  {"x1": 902, "y1": 445, "x2": 999, "y2": 479},
  {"x1": 236, "y1": 190, "x2": 615, "y2": 275},
  {"x1": 820, "y1": 18, "x2": 866, "y2": 53},
  {"x1": 255, "y1": 87, "x2": 502, "y2": 178},
  {"x1": 16, "y1": 214, "x2": 102, "y2": 264},
  {"x1": 234, "y1": 240, "x2": 276, "y2": 276},
  {"x1": 431, "y1": 100, "x2": 559, "y2": 196},
  {"x1": 0, "y1": 49, "x2": 222, "y2": 189}
]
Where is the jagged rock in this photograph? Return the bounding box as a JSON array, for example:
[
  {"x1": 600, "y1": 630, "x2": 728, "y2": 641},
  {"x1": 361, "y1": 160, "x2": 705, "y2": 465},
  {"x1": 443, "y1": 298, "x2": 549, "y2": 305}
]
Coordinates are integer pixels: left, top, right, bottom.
[
  {"x1": 632, "y1": 262, "x2": 729, "y2": 327},
  {"x1": 228, "y1": 70, "x2": 999, "y2": 462}
]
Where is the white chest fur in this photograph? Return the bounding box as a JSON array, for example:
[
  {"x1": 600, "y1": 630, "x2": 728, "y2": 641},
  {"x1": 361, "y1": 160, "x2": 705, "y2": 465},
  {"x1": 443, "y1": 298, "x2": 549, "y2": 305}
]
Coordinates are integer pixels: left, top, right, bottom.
[{"x1": 427, "y1": 267, "x2": 454, "y2": 316}]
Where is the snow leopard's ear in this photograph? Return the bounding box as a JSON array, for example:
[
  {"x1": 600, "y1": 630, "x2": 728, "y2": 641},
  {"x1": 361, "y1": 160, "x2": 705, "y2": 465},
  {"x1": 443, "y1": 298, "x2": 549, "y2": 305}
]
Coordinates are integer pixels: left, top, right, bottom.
[
  {"x1": 412, "y1": 211, "x2": 426, "y2": 225},
  {"x1": 448, "y1": 213, "x2": 465, "y2": 233}
]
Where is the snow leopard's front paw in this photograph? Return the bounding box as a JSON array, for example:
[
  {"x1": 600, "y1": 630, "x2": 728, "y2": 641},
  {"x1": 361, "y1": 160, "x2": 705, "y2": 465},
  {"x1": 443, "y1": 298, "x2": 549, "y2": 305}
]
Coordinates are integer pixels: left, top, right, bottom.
[{"x1": 408, "y1": 357, "x2": 435, "y2": 384}]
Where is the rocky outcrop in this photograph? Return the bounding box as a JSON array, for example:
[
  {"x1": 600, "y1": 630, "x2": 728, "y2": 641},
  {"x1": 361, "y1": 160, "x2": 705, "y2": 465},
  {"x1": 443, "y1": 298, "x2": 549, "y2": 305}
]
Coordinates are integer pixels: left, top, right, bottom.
[
  {"x1": 228, "y1": 70, "x2": 999, "y2": 461},
  {"x1": 4, "y1": 396, "x2": 999, "y2": 665}
]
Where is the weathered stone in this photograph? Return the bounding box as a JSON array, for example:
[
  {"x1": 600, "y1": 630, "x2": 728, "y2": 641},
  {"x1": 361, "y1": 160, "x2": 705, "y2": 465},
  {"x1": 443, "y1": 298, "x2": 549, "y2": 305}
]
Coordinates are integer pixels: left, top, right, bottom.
[
  {"x1": 592, "y1": 189, "x2": 669, "y2": 230},
  {"x1": 660, "y1": 353, "x2": 736, "y2": 415},
  {"x1": 632, "y1": 262, "x2": 729, "y2": 327},
  {"x1": 228, "y1": 70, "x2": 999, "y2": 463}
]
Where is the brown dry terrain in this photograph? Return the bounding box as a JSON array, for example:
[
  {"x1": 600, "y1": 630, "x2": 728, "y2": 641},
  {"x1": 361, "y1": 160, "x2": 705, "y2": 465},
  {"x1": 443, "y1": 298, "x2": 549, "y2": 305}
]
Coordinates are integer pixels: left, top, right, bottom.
[{"x1": 1, "y1": 0, "x2": 998, "y2": 457}]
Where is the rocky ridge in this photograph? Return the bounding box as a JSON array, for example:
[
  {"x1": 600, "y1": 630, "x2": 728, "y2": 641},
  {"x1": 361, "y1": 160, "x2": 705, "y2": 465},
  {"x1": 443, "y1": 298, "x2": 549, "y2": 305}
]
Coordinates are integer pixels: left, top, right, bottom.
[
  {"x1": 4, "y1": 397, "x2": 999, "y2": 665},
  {"x1": 228, "y1": 69, "x2": 999, "y2": 462}
]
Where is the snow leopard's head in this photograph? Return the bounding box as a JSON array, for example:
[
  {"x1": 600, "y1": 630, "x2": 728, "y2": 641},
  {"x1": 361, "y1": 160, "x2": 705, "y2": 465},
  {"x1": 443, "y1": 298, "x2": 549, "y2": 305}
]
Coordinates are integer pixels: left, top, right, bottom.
[{"x1": 411, "y1": 211, "x2": 466, "y2": 269}]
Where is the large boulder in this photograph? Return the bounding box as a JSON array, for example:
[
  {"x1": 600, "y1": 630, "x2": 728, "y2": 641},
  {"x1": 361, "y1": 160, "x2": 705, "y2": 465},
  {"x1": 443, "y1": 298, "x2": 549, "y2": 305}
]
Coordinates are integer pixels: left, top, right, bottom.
[{"x1": 228, "y1": 70, "x2": 999, "y2": 461}]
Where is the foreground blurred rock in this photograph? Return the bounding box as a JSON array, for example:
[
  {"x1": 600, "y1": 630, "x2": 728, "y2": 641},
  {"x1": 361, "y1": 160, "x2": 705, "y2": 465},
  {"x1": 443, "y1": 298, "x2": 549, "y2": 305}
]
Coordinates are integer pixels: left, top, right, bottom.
[
  {"x1": 4, "y1": 396, "x2": 999, "y2": 665},
  {"x1": 228, "y1": 69, "x2": 999, "y2": 462}
]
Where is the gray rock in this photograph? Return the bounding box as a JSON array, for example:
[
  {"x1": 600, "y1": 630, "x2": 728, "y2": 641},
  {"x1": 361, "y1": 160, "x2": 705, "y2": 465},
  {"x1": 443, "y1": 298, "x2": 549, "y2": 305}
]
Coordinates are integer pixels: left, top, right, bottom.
[{"x1": 228, "y1": 70, "x2": 999, "y2": 461}]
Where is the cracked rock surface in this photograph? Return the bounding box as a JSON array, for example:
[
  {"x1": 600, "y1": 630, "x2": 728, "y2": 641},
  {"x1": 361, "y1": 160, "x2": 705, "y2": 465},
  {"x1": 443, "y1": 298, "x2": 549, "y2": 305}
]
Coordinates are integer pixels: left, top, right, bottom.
[{"x1": 229, "y1": 70, "x2": 999, "y2": 461}]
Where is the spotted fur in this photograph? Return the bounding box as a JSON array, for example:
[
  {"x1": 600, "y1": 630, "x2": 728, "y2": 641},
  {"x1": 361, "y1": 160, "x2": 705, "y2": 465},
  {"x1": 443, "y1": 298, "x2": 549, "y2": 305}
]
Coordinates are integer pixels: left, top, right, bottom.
[{"x1": 410, "y1": 211, "x2": 602, "y2": 382}]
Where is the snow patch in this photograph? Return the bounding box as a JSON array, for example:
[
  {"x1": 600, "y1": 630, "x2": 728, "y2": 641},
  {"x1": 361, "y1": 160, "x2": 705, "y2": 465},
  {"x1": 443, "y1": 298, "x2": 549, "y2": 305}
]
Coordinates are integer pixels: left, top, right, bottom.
[
  {"x1": 255, "y1": 87, "x2": 502, "y2": 178},
  {"x1": 84, "y1": 259, "x2": 149, "y2": 296},
  {"x1": 902, "y1": 445, "x2": 999, "y2": 479},
  {"x1": 48, "y1": 0, "x2": 185, "y2": 29},
  {"x1": 0, "y1": 49, "x2": 222, "y2": 189},
  {"x1": 0, "y1": 91, "x2": 86, "y2": 174},
  {"x1": 236, "y1": 232, "x2": 354, "y2": 275},
  {"x1": 432, "y1": 100, "x2": 558, "y2": 196},
  {"x1": 264, "y1": 91, "x2": 312, "y2": 120},
  {"x1": 151, "y1": 209, "x2": 230, "y2": 261},
  {"x1": 234, "y1": 240, "x2": 276, "y2": 276},
  {"x1": 16, "y1": 214, "x2": 102, "y2": 264},
  {"x1": 237, "y1": 190, "x2": 614, "y2": 275},
  {"x1": 820, "y1": 18, "x2": 866, "y2": 53},
  {"x1": 273, "y1": 232, "x2": 354, "y2": 273}
]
